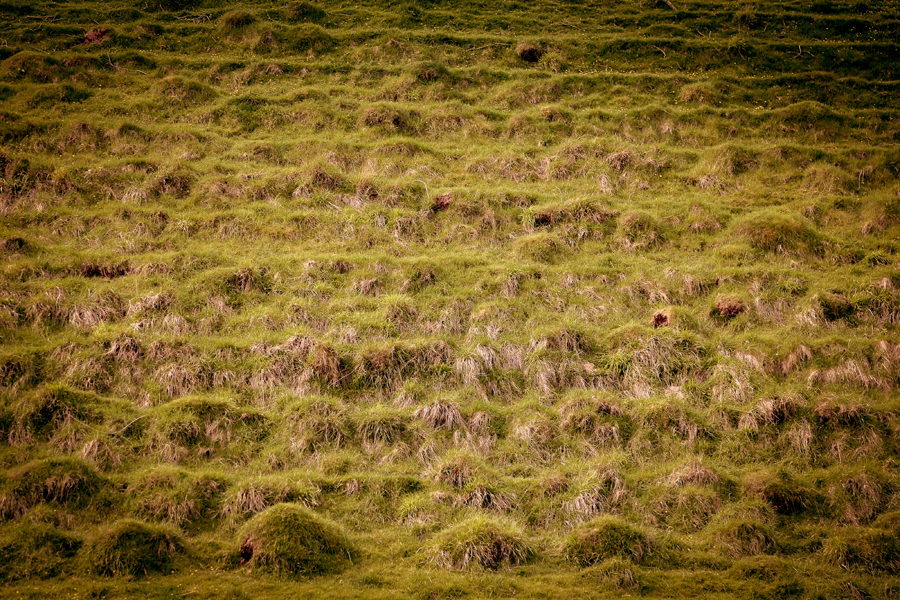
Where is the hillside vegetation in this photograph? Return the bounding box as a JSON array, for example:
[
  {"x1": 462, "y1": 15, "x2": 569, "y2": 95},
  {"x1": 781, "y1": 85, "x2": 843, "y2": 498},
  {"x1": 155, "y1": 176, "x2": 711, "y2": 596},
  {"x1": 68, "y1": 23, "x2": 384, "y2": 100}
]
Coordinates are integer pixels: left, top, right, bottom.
[{"x1": 1, "y1": 0, "x2": 900, "y2": 597}]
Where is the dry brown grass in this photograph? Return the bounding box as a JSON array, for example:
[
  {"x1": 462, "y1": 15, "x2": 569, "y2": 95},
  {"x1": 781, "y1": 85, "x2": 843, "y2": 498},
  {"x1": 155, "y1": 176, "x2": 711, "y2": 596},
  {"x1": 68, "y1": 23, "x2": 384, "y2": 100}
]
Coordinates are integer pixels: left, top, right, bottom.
[
  {"x1": 414, "y1": 402, "x2": 464, "y2": 430},
  {"x1": 664, "y1": 460, "x2": 720, "y2": 487}
]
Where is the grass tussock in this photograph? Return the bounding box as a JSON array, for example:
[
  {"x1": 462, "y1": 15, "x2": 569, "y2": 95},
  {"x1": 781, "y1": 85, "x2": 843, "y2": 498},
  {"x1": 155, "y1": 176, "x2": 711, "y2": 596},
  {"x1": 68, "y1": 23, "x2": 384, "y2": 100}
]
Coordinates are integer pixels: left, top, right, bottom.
[
  {"x1": 822, "y1": 528, "x2": 900, "y2": 573},
  {"x1": 0, "y1": 524, "x2": 81, "y2": 582},
  {"x1": 617, "y1": 211, "x2": 665, "y2": 250},
  {"x1": 709, "y1": 520, "x2": 778, "y2": 558},
  {"x1": 220, "y1": 10, "x2": 256, "y2": 30},
  {"x1": 157, "y1": 77, "x2": 216, "y2": 105},
  {"x1": 129, "y1": 467, "x2": 225, "y2": 527},
  {"x1": 1, "y1": 0, "x2": 899, "y2": 596},
  {"x1": 237, "y1": 503, "x2": 355, "y2": 576},
  {"x1": 516, "y1": 43, "x2": 543, "y2": 63},
  {"x1": 424, "y1": 514, "x2": 533, "y2": 570},
  {"x1": 221, "y1": 476, "x2": 319, "y2": 524},
  {"x1": 0, "y1": 458, "x2": 104, "y2": 519},
  {"x1": 284, "y1": 2, "x2": 326, "y2": 22},
  {"x1": 564, "y1": 516, "x2": 656, "y2": 566},
  {"x1": 89, "y1": 519, "x2": 184, "y2": 577},
  {"x1": 732, "y1": 213, "x2": 820, "y2": 255}
]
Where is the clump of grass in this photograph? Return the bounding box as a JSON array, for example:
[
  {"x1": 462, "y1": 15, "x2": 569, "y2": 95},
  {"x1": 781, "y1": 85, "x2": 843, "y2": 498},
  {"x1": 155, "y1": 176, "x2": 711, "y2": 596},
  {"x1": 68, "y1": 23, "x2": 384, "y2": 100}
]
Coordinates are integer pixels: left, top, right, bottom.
[
  {"x1": 225, "y1": 266, "x2": 272, "y2": 294},
  {"x1": 285, "y1": 24, "x2": 336, "y2": 53},
  {"x1": 816, "y1": 292, "x2": 854, "y2": 321},
  {"x1": 513, "y1": 232, "x2": 567, "y2": 262},
  {"x1": 157, "y1": 77, "x2": 216, "y2": 105},
  {"x1": 822, "y1": 527, "x2": 900, "y2": 573},
  {"x1": 89, "y1": 519, "x2": 184, "y2": 577},
  {"x1": 653, "y1": 486, "x2": 722, "y2": 533},
  {"x1": 129, "y1": 467, "x2": 226, "y2": 527},
  {"x1": 0, "y1": 524, "x2": 82, "y2": 582},
  {"x1": 353, "y1": 404, "x2": 409, "y2": 450},
  {"x1": 617, "y1": 211, "x2": 664, "y2": 250},
  {"x1": 11, "y1": 385, "x2": 98, "y2": 444},
  {"x1": 525, "y1": 198, "x2": 617, "y2": 228},
  {"x1": 424, "y1": 514, "x2": 533, "y2": 570},
  {"x1": 516, "y1": 42, "x2": 543, "y2": 63},
  {"x1": 558, "y1": 396, "x2": 628, "y2": 447},
  {"x1": 284, "y1": 1, "x2": 326, "y2": 21},
  {"x1": 220, "y1": 10, "x2": 256, "y2": 30},
  {"x1": 237, "y1": 503, "x2": 355, "y2": 576},
  {"x1": 710, "y1": 295, "x2": 746, "y2": 320},
  {"x1": 287, "y1": 397, "x2": 350, "y2": 453},
  {"x1": 221, "y1": 476, "x2": 319, "y2": 524},
  {"x1": 679, "y1": 82, "x2": 719, "y2": 104},
  {"x1": 664, "y1": 460, "x2": 721, "y2": 488},
  {"x1": 561, "y1": 468, "x2": 628, "y2": 522},
  {"x1": 292, "y1": 163, "x2": 348, "y2": 197},
  {"x1": 744, "y1": 471, "x2": 807, "y2": 516},
  {"x1": 709, "y1": 519, "x2": 778, "y2": 558},
  {"x1": 709, "y1": 144, "x2": 757, "y2": 178},
  {"x1": 564, "y1": 516, "x2": 655, "y2": 566},
  {"x1": 414, "y1": 401, "x2": 464, "y2": 430},
  {"x1": 142, "y1": 0, "x2": 199, "y2": 11},
  {"x1": 0, "y1": 458, "x2": 104, "y2": 519},
  {"x1": 585, "y1": 557, "x2": 641, "y2": 591},
  {"x1": 732, "y1": 212, "x2": 820, "y2": 255},
  {"x1": 359, "y1": 104, "x2": 409, "y2": 132},
  {"x1": 728, "y1": 554, "x2": 787, "y2": 580},
  {"x1": 29, "y1": 84, "x2": 92, "y2": 107},
  {"x1": 434, "y1": 450, "x2": 481, "y2": 489},
  {"x1": 413, "y1": 61, "x2": 449, "y2": 83},
  {"x1": 149, "y1": 397, "x2": 269, "y2": 461}
]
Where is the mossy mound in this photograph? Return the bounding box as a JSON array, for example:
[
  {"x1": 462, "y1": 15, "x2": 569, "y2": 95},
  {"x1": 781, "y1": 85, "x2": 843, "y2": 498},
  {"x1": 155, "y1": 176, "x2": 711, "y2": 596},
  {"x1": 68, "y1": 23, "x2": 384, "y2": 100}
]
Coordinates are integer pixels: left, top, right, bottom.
[
  {"x1": 513, "y1": 232, "x2": 567, "y2": 263},
  {"x1": 709, "y1": 519, "x2": 778, "y2": 558},
  {"x1": 0, "y1": 523, "x2": 81, "y2": 581},
  {"x1": 0, "y1": 458, "x2": 104, "y2": 519},
  {"x1": 732, "y1": 213, "x2": 820, "y2": 255},
  {"x1": 424, "y1": 515, "x2": 533, "y2": 570},
  {"x1": 237, "y1": 503, "x2": 355, "y2": 576},
  {"x1": 129, "y1": 467, "x2": 226, "y2": 527},
  {"x1": 89, "y1": 519, "x2": 184, "y2": 577},
  {"x1": 12, "y1": 384, "x2": 99, "y2": 441},
  {"x1": 564, "y1": 516, "x2": 655, "y2": 566},
  {"x1": 617, "y1": 211, "x2": 665, "y2": 250},
  {"x1": 284, "y1": 1, "x2": 326, "y2": 22},
  {"x1": 822, "y1": 528, "x2": 900, "y2": 573}
]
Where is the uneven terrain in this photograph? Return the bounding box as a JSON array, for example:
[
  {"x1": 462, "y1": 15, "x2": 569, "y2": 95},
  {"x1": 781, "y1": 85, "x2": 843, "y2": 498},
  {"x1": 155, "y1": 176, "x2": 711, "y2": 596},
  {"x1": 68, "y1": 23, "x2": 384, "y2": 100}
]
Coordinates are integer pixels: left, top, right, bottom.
[{"x1": 1, "y1": 0, "x2": 900, "y2": 598}]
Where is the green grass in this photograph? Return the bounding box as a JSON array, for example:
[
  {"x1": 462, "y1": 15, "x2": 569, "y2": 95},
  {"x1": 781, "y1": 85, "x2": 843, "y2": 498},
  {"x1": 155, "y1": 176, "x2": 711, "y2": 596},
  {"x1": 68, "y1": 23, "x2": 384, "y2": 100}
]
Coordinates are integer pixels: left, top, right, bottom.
[{"x1": 0, "y1": 0, "x2": 899, "y2": 597}]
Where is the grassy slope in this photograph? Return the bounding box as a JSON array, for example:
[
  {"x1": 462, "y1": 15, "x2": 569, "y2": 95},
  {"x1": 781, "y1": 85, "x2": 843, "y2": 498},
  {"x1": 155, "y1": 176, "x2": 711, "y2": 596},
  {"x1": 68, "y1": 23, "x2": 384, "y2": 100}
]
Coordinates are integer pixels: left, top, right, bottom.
[{"x1": 1, "y1": 0, "x2": 900, "y2": 597}]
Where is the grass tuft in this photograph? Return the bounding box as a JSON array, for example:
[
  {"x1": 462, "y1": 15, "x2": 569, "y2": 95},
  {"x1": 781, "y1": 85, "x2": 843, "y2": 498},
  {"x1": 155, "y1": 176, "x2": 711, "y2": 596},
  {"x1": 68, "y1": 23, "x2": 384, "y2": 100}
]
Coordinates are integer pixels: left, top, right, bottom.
[
  {"x1": 157, "y1": 77, "x2": 216, "y2": 105},
  {"x1": 513, "y1": 232, "x2": 567, "y2": 262},
  {"x1": 564, "y1": 516, "x2": 655, "y2": 566},
  {"x1": 284, "y1": 1, "x2": 326, "y2": 21},
  {"x1": 0, "y1": 458, "x2": 104, "y2": 519},
  {"x1": 0, "y1": 524, "x2": 81, "y2": 582},
  {"x1": 89, "y1": 519, "x2": 184, "y2": 577},
  {"x1": 237, "y1": 503, "x2": 355, "y2": 576},
  {"x1": 221, "y1": 10, "x2": 256, "y2": 30},
  {"x1": 732, "y1": 212, "x2": 820, "y2": 255},
  {"x1": 516, "y1": 43, "x2": 543, "y2": 63},
  {"x1": 617, "y1": 211, "x2": 665, "y2": 250},
  {"x1": 709, "y1": 520, "x2": 778, "y2": 558},
  {"x1": 424, "y1": 514, "x2": 533, "y2": 570}
]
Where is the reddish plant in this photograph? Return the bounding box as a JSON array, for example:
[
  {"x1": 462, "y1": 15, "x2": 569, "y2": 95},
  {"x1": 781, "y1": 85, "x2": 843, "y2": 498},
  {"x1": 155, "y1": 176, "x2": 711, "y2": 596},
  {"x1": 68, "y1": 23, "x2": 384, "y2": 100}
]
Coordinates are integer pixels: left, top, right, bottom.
[{"x1": 83, "y1": 28, "x2": 110, "y2": 45}]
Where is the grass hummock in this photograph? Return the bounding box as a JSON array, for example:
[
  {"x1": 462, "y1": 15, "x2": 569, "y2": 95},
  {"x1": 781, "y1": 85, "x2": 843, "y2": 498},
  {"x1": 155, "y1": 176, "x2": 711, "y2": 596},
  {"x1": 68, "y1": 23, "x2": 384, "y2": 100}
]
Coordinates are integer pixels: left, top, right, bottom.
[
  {"x1": 236, "y1": 503, "x2": 355, "y2": 577},
  {"x1": 1, "y1": 0, "x2": 899, "y2": 596}
]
